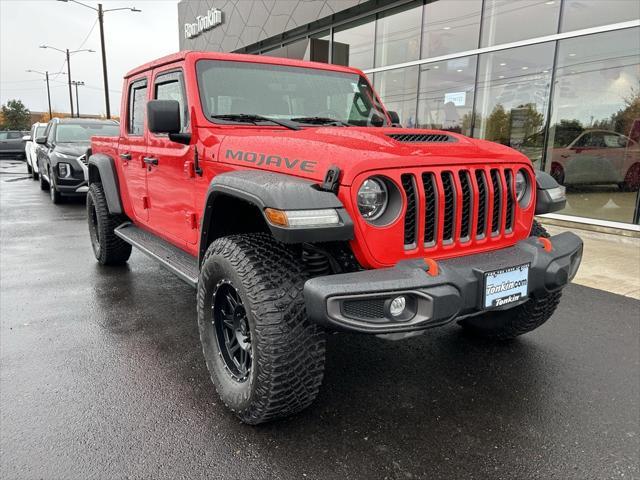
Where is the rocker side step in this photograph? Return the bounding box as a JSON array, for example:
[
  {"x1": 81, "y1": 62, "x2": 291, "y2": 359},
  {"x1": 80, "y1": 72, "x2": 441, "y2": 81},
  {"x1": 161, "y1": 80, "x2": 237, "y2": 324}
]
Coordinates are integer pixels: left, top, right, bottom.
[{"x1": 114, "y1": 223, "x2": 198, "y2": 288}]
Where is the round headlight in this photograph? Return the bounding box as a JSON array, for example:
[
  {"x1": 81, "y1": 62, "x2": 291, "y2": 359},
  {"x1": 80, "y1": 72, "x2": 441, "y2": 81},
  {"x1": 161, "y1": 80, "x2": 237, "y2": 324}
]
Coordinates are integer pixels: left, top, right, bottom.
[
  {"x1": 515, "y1": 170, "x2": 528, "y2": 202},
  {"x1": 357, "y1": 178, "x2": 388, "y2": 220}
]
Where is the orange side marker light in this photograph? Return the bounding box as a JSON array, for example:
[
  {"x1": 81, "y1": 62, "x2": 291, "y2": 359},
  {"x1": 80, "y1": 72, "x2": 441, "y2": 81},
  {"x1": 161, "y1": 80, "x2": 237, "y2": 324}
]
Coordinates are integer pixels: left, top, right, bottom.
[
  {"x1": 424, "y1": 257, "x2": 439, "y2": 276},
  {"x1": 538, "y1": 237, "x2": 553, "y2": 252}
]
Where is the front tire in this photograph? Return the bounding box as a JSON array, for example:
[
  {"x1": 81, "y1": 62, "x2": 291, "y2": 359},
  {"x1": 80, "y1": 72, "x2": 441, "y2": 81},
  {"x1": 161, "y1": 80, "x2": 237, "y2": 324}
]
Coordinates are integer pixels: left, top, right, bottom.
[
  {"x1": 458, "y1": 221, "x2": 562, "y2": 340},
  {"x1": 87, "y1": 182, "x2": 132, "y2": 265},
  {"x1": 27, "y1": 162, "x2": 32, "y2": 175},
  {"x1": 49, "y1": 170, "x2": 63, "y2": 204},
  {"x1": 198, "y1": 233, "x2": 326, "y2": 424}
]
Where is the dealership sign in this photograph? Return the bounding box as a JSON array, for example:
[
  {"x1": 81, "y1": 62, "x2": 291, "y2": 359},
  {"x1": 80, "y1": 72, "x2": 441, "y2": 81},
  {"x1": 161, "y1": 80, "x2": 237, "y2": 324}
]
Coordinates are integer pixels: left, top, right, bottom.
[{"x1": 184, "y1": 8, "x2": 223, "y2": 39}]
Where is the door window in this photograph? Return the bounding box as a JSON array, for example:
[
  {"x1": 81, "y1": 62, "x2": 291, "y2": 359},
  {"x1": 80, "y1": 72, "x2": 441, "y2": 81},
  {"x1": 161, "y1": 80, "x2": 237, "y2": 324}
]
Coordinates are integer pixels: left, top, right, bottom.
[
  {"x1": 154, "y1": 71, "x2": 188, "y2": 132},
  {"x1": 46, "y1": 124, "x2": 56, "y2": 144},
  {"x1": 128, "y1": 79, "x2": 148, "y2": 136}
]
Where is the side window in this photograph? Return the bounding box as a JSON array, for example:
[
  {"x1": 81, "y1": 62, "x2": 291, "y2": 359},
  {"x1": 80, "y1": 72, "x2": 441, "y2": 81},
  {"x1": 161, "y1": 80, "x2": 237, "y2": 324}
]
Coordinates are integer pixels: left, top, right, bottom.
[
  {"x1": 128, "y1": 79, "x2": 148, "y2": 136},
  {"x1": 46, "y1": 124, "x2": 56, "y2": 144},
  {"x1": 0, "y1": 133, "x2": 7, "y2": 140},
  {"x1": 154, "y1": 70, "x2": 188, "y2": 132},
  {"x1": 7, "y1": 132, "x2": 21, "y2": 139}
]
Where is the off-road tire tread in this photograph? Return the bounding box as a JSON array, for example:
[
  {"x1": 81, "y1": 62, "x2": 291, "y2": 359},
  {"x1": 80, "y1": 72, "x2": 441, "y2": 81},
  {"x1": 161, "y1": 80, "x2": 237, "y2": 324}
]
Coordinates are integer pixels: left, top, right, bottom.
[
  {"x1": 459, "y1": 220, "x2": 562, "y2": 340},
  {"x1": 87, "y1": 182, "x2": 131, "y2": 265},
  {"x1": 198, "y1": 233, "x2": 325, "y2": 424}
]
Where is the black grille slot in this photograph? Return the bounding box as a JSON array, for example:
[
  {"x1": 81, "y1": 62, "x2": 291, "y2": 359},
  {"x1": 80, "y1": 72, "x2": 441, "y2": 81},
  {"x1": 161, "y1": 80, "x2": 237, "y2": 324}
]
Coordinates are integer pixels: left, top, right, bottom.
[
  {"x1": 388, "y1": 133, "x2": 455, "y2": 143},
  {"x1": 343, "y1": 298, "x2": 385, "y2": 320},
  {"x1": 504, "y1": 169, "x2": 515, "y2": 232},
  {"x1": 475, "y1": 170, "x2": 488, "y2": 238},
  {"x1": 490, "y1": 169, "x2": 502, "y2": 236},
  {"x1": 401, "y1": 174, "x2": 417, "y2": 247},
  {"x1": 441, "y1": 172, "x2": 456, "y2": 243},
  {"x1": 422, "y1": 173, "x2": 437, "y2": 245},
  {"x1": 459, "y1": 171, "x2": 473, "y2": 240}
]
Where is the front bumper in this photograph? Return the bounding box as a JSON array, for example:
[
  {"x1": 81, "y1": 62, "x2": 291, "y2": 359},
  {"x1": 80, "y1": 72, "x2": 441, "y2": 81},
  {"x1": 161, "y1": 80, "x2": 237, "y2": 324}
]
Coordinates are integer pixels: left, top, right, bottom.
[{"x1": 304, "y1": 232, "x2": 583, "y2": 334}]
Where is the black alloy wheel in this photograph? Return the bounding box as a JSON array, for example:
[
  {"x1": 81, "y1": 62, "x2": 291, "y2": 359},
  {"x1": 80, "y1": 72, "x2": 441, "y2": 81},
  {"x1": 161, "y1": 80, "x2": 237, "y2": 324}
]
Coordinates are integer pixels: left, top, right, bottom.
[{"x1": 212, "y1": 279, "x2": 252, "y2": 382}]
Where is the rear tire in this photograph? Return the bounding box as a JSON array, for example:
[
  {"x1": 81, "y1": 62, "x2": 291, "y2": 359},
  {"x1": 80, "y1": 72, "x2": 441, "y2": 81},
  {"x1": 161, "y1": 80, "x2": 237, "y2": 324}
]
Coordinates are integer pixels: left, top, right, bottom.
[
  {"x1": 458, "y1": 221, "x2": 562, "y2": 340},
  {"x1": 87, "y1": 182, "x2": 132, "y2": 265},
  {"x1": 39, "y1": 169, "x2": 49, "y2": 191},
  {"x1": 197, "y1": 233, "x2": 326, "y2": 424}
]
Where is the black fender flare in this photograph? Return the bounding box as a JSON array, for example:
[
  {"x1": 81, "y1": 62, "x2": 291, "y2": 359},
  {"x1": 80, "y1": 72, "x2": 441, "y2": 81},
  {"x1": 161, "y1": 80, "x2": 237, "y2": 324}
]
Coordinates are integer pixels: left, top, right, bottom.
[
  {"x1": 87, "y1": 153, "x2": 123, "y2": 215},
  {"x1": 535, "y1": 170, "x2": 566, "y2": 215},
  {"x1": 199, "y1": 171, "x2": 354, "y2": 261}
]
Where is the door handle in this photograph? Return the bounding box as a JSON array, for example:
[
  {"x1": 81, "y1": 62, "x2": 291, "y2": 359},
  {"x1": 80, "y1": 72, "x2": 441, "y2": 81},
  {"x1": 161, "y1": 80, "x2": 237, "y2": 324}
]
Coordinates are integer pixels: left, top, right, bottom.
[
  {"x1": 143, "y1": 157, "x2": 158, "y2": 166},
  {"x1": 119, "y1": 153, "x2": 132, "y2": 160}
]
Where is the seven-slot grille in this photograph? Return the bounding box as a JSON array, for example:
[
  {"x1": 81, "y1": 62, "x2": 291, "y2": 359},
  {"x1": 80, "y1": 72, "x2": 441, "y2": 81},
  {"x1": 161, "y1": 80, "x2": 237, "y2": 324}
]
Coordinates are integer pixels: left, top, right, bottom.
[{"x1": 400, "y1": 167, "x2": 517, "y2": 249}]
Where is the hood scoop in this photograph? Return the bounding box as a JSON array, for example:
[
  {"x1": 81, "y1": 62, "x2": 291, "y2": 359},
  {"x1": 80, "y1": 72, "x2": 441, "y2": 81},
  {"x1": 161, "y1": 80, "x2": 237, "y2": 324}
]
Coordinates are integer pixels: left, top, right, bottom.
[{"x1": 388, "y1": 133, "x2": 456, "y2": 143}]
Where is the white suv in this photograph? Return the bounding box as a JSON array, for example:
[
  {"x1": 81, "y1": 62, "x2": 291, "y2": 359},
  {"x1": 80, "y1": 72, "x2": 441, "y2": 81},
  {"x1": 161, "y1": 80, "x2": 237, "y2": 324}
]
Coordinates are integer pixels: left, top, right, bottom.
[{"x1": 24, "y1": 122, "x2": 47, "y2": 180}]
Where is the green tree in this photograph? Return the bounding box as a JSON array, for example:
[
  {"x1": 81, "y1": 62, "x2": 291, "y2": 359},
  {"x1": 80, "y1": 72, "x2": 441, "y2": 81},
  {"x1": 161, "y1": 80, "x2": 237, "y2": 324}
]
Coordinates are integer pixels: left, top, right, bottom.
[
  {"x1": 485, "y1": 104, "x2": 510, "y2": 144},
  {"x1": 0, "y1": 99, "x2": 31, "y2": 130}
]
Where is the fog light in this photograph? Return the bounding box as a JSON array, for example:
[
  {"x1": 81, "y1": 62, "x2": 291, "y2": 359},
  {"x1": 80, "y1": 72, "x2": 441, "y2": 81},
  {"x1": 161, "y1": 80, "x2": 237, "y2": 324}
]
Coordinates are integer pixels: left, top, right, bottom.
[{"x1": 389, "y1": 296, "x2": 406, "y2": 317}]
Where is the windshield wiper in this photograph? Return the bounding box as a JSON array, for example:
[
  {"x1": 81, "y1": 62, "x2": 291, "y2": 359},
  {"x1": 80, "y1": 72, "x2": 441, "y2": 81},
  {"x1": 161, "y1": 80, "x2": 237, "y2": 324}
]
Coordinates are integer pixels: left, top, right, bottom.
[
  {"x1": 290, "y1": 116, "x2": 351, "y2": 127},
  {"x1": 210, "y1": 113, "x2": 300, "y2": 131}
]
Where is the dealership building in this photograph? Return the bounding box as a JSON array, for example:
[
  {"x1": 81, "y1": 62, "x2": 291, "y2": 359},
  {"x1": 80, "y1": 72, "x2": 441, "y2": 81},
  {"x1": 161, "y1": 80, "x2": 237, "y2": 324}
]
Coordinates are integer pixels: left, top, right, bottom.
[{"x1": 178, "y1": 0, "x2": 640, "y2": 232}]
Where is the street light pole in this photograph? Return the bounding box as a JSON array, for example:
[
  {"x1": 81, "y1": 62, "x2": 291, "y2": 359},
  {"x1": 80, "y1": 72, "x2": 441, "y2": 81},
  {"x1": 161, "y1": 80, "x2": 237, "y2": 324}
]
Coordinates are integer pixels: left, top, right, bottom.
[
  {"x1": 57, "y1": 0, "x2": 141, "y2": 119},
  {"x1": 39, "y1": 45, "x2": 93, "y2": 118},
  {"x1": 45, "y1": 71, "x2": 52, "y2": 120},
  {"x1": 66, "y1": 48, "x2": 74, "y2": 117},
  {"x1": 97, "y1": 4, "x2": 110, "y2": 119}
]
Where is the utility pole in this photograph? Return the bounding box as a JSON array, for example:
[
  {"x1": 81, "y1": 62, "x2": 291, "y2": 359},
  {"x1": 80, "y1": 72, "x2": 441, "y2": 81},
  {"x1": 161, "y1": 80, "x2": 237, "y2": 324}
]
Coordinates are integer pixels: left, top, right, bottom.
[
  {"x1": 26, "y1": 69, "x2": 65, "y2": 120},
  {"x1": 57, "y1": 1, "x2": 141, "y2": 119},
  {"x1": 72, "y1": 81, "x2": 85, "y2": 118}
]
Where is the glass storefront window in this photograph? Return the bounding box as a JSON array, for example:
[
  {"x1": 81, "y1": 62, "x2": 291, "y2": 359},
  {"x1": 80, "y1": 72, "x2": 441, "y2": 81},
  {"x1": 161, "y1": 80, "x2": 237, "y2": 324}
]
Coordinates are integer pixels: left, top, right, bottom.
[
  {"x1": 416, "y1": 56, "x2": 477, "y2": 135},
  {"x1": 473, "y1": 42, "x2": 555, "y2": 169},
  {"x1": 374, "y1": 67, "x2": 419, "y2": 127},
  {"x1": 561, "y1": 0, "x2": 640, "y2": 32},
  {"x1": 333, "y1": 16, "x2": 375, "y2": 70},
  {"x1": 374, "y1": 1, "x2": 422, "y2": 67},
  {"x1": 545, "y1": 27, "x2": 640, "y2": 224},
  {"x1": 421, "y1": 0, "x2": 482, "y2": 58},
  {"x1": 481, "y1": 0, "x2": 560, "y2": 47}
]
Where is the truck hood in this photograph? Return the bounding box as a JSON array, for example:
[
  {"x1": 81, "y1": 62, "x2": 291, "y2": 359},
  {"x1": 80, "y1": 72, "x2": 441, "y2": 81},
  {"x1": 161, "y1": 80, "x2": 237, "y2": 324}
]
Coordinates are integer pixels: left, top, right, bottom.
[{"x1": 210, "y1": 126, "x2": 529, "y2": 186}]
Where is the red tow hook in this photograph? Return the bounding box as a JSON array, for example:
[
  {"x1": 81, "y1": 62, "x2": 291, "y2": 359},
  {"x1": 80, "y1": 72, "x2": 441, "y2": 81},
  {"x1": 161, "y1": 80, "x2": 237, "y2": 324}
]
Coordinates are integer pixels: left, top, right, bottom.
[{"x1": 538, "y1": 237, "x2": 553, "y2": 252}]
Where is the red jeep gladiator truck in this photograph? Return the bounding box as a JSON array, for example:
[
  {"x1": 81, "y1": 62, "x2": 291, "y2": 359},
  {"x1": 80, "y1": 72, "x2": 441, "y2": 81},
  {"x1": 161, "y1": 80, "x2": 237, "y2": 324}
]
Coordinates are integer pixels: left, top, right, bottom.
[{"x1": 86, "y1": 51, "x2": 582, "y2": 424}]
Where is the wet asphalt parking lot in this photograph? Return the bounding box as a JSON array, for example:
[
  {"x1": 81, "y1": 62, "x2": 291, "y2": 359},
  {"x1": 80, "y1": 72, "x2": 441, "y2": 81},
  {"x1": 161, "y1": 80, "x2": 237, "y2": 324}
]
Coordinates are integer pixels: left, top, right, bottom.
[{"x1": 0, "y1": 158, "x2": 638, "y2": 480}]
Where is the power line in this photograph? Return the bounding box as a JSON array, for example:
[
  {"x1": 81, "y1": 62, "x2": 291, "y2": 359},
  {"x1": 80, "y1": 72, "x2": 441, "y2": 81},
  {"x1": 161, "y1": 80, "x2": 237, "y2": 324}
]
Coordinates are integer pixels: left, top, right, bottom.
[{"x1": 76, "y1": 18, "x2": 98, "y2": 50}]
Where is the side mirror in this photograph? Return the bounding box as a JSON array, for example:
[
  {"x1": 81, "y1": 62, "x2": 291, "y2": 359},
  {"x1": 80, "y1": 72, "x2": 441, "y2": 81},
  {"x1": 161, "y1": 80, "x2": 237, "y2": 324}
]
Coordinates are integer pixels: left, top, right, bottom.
[
  {"x1": 387, "y1": 110, "x2": 401, "y2": 126},
  {"x1": 22, "y1": 135, "x2": 30, "y2": 142},
  {"x1": 147, "y1": 100, "x2": 181, "y2": 135},
  {"x1": 35, "y1": 136, "x2": 47, "y2": 145}
]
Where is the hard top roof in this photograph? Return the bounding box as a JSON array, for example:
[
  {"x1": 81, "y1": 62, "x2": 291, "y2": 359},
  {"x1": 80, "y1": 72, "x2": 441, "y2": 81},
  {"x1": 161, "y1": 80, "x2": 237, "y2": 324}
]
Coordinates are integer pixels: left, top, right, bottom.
[{"x1": 125, "y1": 50, "x2": 364, "y2": 78}]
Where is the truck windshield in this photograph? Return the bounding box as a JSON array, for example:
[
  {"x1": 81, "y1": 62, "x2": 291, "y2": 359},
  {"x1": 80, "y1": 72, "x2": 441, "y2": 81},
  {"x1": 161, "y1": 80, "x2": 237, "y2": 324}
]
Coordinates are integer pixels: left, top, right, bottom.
[
  {"x1": 196, "y1": 60, "x2": 387, "y2": 127},
  {"x1": 56, "y1": 123, "x2": 120, "y2": 143}
]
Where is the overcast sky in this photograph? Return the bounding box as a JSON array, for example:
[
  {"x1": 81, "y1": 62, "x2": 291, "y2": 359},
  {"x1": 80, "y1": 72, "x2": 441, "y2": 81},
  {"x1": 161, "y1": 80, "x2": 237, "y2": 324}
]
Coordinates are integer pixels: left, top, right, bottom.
[{"x1": 0, "y1": 0, "x2": 180, "y2": 117}]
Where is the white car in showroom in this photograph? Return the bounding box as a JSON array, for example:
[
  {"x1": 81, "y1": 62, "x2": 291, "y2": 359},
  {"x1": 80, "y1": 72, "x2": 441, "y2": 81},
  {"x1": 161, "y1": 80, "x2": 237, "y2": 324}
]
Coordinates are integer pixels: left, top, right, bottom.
[{"x1": 24, "y1": 122, "x2": 47, "y2": 180}]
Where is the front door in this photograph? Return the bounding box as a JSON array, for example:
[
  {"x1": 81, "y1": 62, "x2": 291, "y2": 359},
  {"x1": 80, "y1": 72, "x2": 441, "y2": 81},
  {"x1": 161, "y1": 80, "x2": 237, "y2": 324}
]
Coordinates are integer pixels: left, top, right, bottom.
[
  {"x1": 146, "y1": 68, "x2": 196, "y2": 245},
  {"x1": 118, "y1": 76, "x2": 149, "y2": 222}
]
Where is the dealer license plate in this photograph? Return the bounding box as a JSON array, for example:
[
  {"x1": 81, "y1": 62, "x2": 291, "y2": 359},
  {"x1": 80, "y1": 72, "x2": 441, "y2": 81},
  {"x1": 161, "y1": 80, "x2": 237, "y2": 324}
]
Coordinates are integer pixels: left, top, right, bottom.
[{"x1": 483, "y1": 264, "x2": 529, "y2": 309}]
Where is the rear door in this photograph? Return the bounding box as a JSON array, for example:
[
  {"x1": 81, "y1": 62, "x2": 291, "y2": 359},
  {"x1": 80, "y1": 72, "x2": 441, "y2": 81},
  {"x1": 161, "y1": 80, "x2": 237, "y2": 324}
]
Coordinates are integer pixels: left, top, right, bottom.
[
  {"x1": 146, "y1": 67, "x2": 196, "y2": 245},
  {"x1": 118, "y1": 76, "x2": 150, "y2": 222}
]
